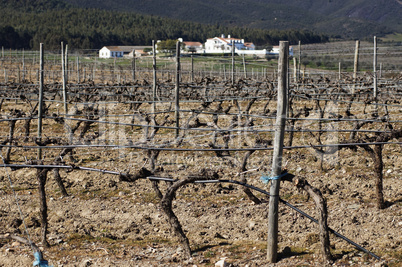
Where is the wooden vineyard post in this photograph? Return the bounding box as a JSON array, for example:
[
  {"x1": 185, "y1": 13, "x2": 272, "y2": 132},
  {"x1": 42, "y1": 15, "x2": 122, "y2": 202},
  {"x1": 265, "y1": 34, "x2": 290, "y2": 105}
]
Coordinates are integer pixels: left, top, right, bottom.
[
  {"x1": 113, "y1": 57, "x2": 116, "y2": 83},
  {"x1": 353, "y1": 40, "x2": 359, "y2": 93},
  {"x1": 76, "y1": 56, "x2": 80, "y2": 83},
  {"x1": 267, "y1": 41, "x2": 288, "y2": 263},
  {"x1": 373, "y1": 36, "x2": 379, "y2": 117},
  {"x1": 379, "y1": 63, "x2": 382, "y2": 78},
  {"x1": 37, "y1": 43, "x2": 44, "y2": 159},
  {"x1": 150, "y1": 40, "x2": 157, "y2": 140},
  {"x1": 93, "y1": 57, "x2": 97, "y2": 82},
  {"x1": 297, "y1": 40, "x2": 301, "y2": 82},
  {"x1": 242, "y1": 54, "x2": 247, "y2": 79},
  {"x1": 191, "y1": 55, "x2": 194, "y2": 82},
  {"x1": 152, "y1": 40, "x2": 157, "y2": 115},
  {"x1": 65, "y1": 44, "x2": 68, "y2": 84},
  {"x1": 61, "y1": 42, "x2": 68, "y2": 114},
  {"x1": 373, "y1": 36, "x2": 377, "y2": 99},
  {"x1": 22, "y1": 49, "x2": 25, "y2": 82},
  {"x1": 175, "y1": 40, "x2": 181, "y2": 138},
  {"x1": 132, "y1": 52, "x2": 136, "y2": 81},
  {"x1": 231, "y1": 40, "x2": 235, "y2": 84}
]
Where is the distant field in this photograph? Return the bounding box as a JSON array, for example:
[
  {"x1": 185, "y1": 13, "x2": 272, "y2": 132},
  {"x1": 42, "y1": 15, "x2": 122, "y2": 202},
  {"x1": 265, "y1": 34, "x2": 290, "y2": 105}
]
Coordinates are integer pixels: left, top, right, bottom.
[{"x1": 379, "y1": 33, "x2": 402, "y2": 42}]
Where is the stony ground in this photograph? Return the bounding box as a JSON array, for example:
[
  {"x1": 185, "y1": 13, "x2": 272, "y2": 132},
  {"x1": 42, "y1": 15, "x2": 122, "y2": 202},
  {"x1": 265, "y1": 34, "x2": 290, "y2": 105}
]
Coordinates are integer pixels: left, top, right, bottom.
[{"x1": 0, "y1": 142, "x2": 400, "y2": 266}]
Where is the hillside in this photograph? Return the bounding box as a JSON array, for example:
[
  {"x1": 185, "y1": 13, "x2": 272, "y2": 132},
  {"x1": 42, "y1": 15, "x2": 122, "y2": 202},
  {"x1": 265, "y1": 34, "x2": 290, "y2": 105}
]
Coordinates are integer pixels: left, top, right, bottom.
[
  {"x1": 0, "y1": 0, "x2": 70, "y2": 11},
  {"x1": 0, "y1": 0, "x2": 328, "y2": 50},
  {"x1": 1, "y1": 0, "x2": 401, "y2": 50},
  {"x1": 62, "y1": 0, "x2": 402, "y2": 39}
]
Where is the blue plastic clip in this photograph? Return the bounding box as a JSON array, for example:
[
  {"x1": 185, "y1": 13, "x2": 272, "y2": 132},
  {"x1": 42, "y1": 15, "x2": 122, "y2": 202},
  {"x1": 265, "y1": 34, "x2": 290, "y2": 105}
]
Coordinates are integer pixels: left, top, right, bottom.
[
  {"x1": 260, "y1": 171, "x2": 288, "y2": 184},
  {"x1": 33, "y1": 251, "x2": 52, "y2": 267}
]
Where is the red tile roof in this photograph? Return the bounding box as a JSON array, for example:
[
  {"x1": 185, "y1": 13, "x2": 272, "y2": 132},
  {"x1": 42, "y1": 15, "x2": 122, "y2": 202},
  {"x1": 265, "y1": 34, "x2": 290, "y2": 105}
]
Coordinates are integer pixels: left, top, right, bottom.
[{"x1": 183, "y1": 41, "x2": 202, "y2": 47}]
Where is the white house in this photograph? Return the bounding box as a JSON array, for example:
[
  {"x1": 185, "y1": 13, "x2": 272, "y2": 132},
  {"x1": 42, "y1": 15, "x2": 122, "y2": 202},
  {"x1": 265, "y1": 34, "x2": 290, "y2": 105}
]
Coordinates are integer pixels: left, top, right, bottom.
[
  {"x1": 99, "y1": 46, "x2": 152, "y2": 58},
  {"x1": 99, "y1": 46, "x2": 124, "y2": 58},
  {"x1": 204, "y1": 35, "x2": 255, "y2": 54}
]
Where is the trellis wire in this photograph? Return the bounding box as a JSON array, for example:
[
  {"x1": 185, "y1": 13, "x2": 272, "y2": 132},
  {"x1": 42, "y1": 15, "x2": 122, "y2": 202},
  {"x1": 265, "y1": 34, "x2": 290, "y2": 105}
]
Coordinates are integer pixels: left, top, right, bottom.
[
  {"x1": 0, "y1": 162, "x2": 381, "y2": 260},
  {"x1": 1, "y1": 141, "x2": 400, "y2": 152}
]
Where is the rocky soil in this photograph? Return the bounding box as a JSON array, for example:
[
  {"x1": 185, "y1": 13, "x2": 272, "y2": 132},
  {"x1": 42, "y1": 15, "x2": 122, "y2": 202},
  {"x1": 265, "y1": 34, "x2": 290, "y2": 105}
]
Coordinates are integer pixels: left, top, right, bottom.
[{"x1": 0, "y1": 142, "x2": 400, "y2": 266}]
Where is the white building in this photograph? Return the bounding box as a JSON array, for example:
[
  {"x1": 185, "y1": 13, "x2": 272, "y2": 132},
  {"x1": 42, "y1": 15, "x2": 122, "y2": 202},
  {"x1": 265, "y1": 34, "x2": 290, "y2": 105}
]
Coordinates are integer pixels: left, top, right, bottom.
[
  {"x1": 99, "y1": 46, "x2": 152, "y2": 58},
  {"x1": 99, "y1": 46, "x2": 124, "y2": 58},
  {"x1": 204, "y1": 35, "x2": 255, "y2": 54}
]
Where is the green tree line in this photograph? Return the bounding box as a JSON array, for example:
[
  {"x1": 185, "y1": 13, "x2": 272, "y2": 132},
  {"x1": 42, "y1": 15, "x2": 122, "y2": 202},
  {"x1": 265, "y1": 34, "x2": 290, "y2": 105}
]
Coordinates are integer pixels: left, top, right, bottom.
[{"x1": 0, "y1": 4, "x2": 329, "y2": 50}]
